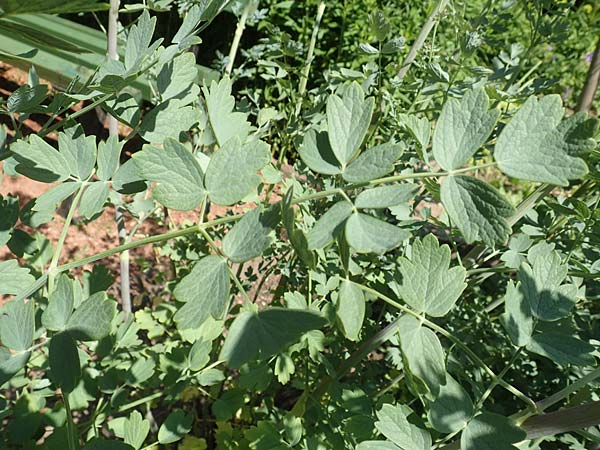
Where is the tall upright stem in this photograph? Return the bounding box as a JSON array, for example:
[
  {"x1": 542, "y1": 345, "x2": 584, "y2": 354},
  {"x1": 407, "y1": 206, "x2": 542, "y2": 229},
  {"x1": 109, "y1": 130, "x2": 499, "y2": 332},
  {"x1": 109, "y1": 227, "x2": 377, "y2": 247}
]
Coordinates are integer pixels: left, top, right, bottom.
[
  {"x1": 107, "y1": 0, "x2": 131, "y2": 318},
  {"x1": 225, "y1": 1, "x2": 253, "y2": 76},
  {"x1": 577, "y1": 35, "x2": 600, "y2": 113}
]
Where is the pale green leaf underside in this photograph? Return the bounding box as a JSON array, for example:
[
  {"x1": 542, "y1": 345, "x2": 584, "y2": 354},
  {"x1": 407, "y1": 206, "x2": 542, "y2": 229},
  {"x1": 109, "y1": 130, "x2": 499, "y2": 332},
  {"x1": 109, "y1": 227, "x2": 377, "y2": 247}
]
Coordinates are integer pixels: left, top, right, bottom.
[
  {"x1": 494, "y1": 95, "x2": 588, "y2": 186},
  {"x1": 133, "y1": 138, "x2": 205, "y2": 211},
  {"x1": 441, "y1": 175, "x2": 514, "y2": 246},
  {"x1": 433, "y1": 88, "x2": 499, "y2": 171},
  {"x1": 336, "y1": 279, "x2": 365, "y2": 341},
  {"x1": 345, "y1": 212, "x2": 409, "y2": 254},
  {"x1": 173, "y1": 256, "x2": 230, "y2": 329},
  {"x1": 219, "y1": 307, "x2": 326, "y2": 368},
  {"x1": 205, "y1": 137, "x2": 271, "y2": 205},
  {"x1": 397, "y1": 234, "x2": 466, "y2": 317},
  {"x1": 327, "y1": 82, "x2": 375, "y2": 166}
]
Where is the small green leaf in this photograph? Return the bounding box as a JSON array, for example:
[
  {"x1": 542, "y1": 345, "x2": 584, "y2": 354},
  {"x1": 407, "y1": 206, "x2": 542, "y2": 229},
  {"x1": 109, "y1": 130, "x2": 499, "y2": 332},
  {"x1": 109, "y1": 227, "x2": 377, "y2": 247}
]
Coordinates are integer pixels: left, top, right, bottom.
[
  {"x1": 79, "y1": 182, "x2": 110, "y2": 219},
  {"x1": 461, "y1": 413, "x2": 526, "y2": 450},
  {"x1": 124, "y1": 10, "x2": 158, "y2": 71},
  {"x1": 7, "y1": 84, "x2": 47, "y2": 113},
  {"x1": 66, "y1": 292, "x2": 116, "y2": 341},
  {"x1": 42, "y1": 274, "x2": 77, "y2": 331},
  {"x1": 398, "y1": 315, "x2": 446, "y2": 398},
  {"x1": 112, "y1": 159, "x2": 147, "y2": 195},
  {"x1": 173, "y1": 256, "x2": 230, "y2": 330},
  {"x1": 133, "y1": 139, "x2": 205, "y2": 211},
  {"x1": 306, "y1": 201, "x2": 353, "y2": 250},
  {"x1": 0, "y1": 195, "x2": 20, "y2": 247},
  {"x1": 355, "y1": 184, "x2": 418, "y2": 209},
  {"x1": 375, "y1": 404, "x2": 431, "y2": 450},
  {"x1": 222, "y1": 206, "x2": 279, "y2": 263},
  {"x1": 219, "y1": 307, "x2": 326, "y2": 368},
  {"x1": 441, "y1": 175, "x2": 514, "y2": 246},
  {"x1": 428, "y1": 375, "x2": 473, "y2": 433},
  {"x1": 494, "y1": 95, "x2": 589, "y2": 186},
  {"x1": 502, "y1": 281, "x2": 533, "y2": 347},
  {"x1": 298, "y1": 129, "x2": 342, "y2": 175},
  {"x1": 327, "y1": 83, "x2": 375, "y2": 166},
  {"x1": 124, "y1": 411, "x2": 150, "y2": 450},
  {"x1": 526, "y1": 332, "x2": 595, "y2": 366},
  {"x1": 59, "y1": 126, "x2": 97, "y2": 180},
  {"x1": 205, "y1": 138, "x2": 271, "y2": 205},
  {"x1": 356, "y1": 441, "x2": 400, "y2": 450},
  {"x1": 203, "y1": 77, "x2": 250, "y2": 146},
  {"x1": 400, "y1": 114, "x2": 430, "y2": 149},
  {"x1": 157, "y1": 52, "x2": 199, "y2": 103},
  {"x1": 11, "y1": 135, "x2": 70, "y2": 183},
  {"x1": 0, "y1": 260, "x2": 35, "y2": 296},
  {"x1": 517, "y1": 251, "x2": 577, "y2": 321},
  {"x1": 97, "y1": 136, "x2": 123, "y2": 181},
  {"x1": 158, "y1": 410, "x2": 193, "y2": 444},
  {"x1": 345, "y1": 213, "x2": 408, "y2": 254},
  {"x1": 396, "y1": 234, "x2": 466, "y2": 317},
  {"x1": 0, "y1": 299, "x2": 34, "y2": 351},
  {"x1": 49, "y1": 332, "x2": 80, "y2": 393},
  {"x1": 336, "y1": 279, "x2": 365, "y2": 341},
  {"x1": 0, "y1": 349, "x2": 30, "y2": 386},
  {"x1": 187, "y1": 339, "x2": 212, "y2": 372},
  {"x1": 432, "y1": 88, "x2": 499, "y2": 171},
  {"x1": 33, "y1": 182, "x2": 81, "y2": 213},
  {"x1": 342, "y1": 143, "x2": 402, "y2": 183}
]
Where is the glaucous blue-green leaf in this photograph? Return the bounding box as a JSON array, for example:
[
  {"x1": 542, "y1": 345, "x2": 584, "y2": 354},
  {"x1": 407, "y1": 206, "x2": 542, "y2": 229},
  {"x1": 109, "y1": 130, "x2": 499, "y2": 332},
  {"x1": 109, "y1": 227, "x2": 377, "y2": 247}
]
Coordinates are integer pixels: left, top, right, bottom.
[
  {"x1": 0, "y1": 195, "x2": 19, "y2": 246},
  {"x1": 336, "y1": 279, "x2": 365, "y2": 341},
  {"x1": 59, "y1": 126, "x2": 97, "y2": 180},
  {"x1": 158, "y1": 410, "x2": 193, "y2": 444},
  {"x1": 502, "y1": 281, "x2": 533, "y2": 347},
  {"x1": 124, "y1": 10, "x2": 158, "y2": 72},
  {"x1": 396, "y1": 234, "x2": 466, "y2": 317},
  {"x1": 355, "y1": 184, "x2": 418, "y2": 209},
  {"x1": 356, "y1": 441, "x2": 401, "y2": 450},
  {"x1": 11, "y1": 135, "x2": 70, "y2": 183},
  {"x1": 104, "y1": 93, "x2": 142, "y2": 128},
  {"x1": 298, "y1": 129, "x2": 342, "y2": 175},
  {"x1": 65, "y1": 292, "x2": 116, "y2": 341},
  {"x1": 173, "y1": 256, "x2": 230, "y2": 330},
  {"x1": 187, "y1": 339, "x2": 211, "y2": 372},
  {"x1": 139, "y1": 100, "x2": 201, "y2": 143},
  {"x1": 0, "y1": 260, "x2": 34, "y2": 296},
  {"x1": 494, "y1": 95, "x2": 589, "y2": 185},
  {"x1": 33, "y1": 182, "x2": 81, "y2": 213},
  {"x1": 398, "y1": 314, "x2": 446, "y2": 398},
  {"x1": 133, "y1": 138, "x2": 205, "y2": 211},
  {"x1": 157, "y1": 52, "x2": 199, "y2": 104},
  {"x1": 0, "y1": 349, "x2": 30, "y2": 386},
  {"x1": 0, "y1": 299, "x2": 34, "y2": 351},
  {"x1": 205, "y1": 138, "x2": 271, "y2": 205},
  {"x1": 281, "y1": 189, "x2": 316, "y2": 269},
  {"x1": 345, "y1": 213, "x2": 409, "y2": 254},
  {"x1": 219, "y1": 307, "x2": 326, "y2": 368},
  {"x1": 441, "y1": 175, "x2": 514, "y2": 246},
  {"x1": 526, "y1": 332, "x2": 595, "y2": 366},
  {"x1": 327, "y1": 82, "x2": 374, "y2": 166},
  {"x1": 203, "y1": 77, "x2": 250, "y2": 146},
  {"x1": 49, "y1": 332, "x2": 80, "y2": 393},
  {"x1": 400, "y1": 114, "x2": 430, "y2": 149},
  {"x1": 517, "y1": 251, "x2": 577, "y2": 321},
  {"x1": 97, "y1": 136, "x2": 123, "y2": 181},
  {"x1": 42, "y1": 274, "x2": 77, "y2": 331},
  {"x1": 306, "y1": 201, "x2": 353, "y2": 250},
  {"x1": 432, "y1": 88, "x2": 499, "y2": 171},
  {"x1": 79, "y1": 182, "x2": 110, "y2": 219},
  {"x1": 222, "y1": 206, "x2": 279, "y2": 263},
  {"x1": 342, "y1": 143, "x2": 402, "y2": 183},
  {"x1": 374, "y1": 404, "x2": 431, "y2": 450},
  {"x1": 124, "y1": 411, "x2": 150, "y2": 450},
  {"x1": 557, "y1": 112, "x2": 598, "y2": 155},
  {"x1": 112, "y1": 159, "x2": 147, "y2": 195},
  {"x1": 462, "y1": 413, "x2": 525, "y2": 450},
  {"x1": 428, "y1": 375, "x2": 474, "y2": 433},
  {"x1": 6, "y1": 84, "x2": 47, "y2": 113}
]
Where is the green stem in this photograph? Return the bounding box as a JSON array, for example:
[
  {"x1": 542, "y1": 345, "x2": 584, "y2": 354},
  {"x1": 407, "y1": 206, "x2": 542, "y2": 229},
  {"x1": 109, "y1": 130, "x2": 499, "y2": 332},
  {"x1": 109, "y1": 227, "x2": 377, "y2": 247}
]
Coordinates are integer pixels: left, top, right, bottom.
[
  {"x1": 475, "y1": 347, "x2": 523, "y2": 411},
  {"x1": 224, "y1": 1, "x2": 252, "y2": 76},
  {"x1": 64, "y1": 393, "x2": 78, "y2": 450},
  {"x1": 48, "y1": 184, "x2": 85, "y2": 292},
  {"x1": 116, "y1": 391, "x2": 163, "y2": 413}
]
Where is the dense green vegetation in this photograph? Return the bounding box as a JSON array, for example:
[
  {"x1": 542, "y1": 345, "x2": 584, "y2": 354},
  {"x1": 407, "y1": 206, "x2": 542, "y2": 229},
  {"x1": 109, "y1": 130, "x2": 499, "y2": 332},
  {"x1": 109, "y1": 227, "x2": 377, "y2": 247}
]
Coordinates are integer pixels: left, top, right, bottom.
[{"x1": 0, "y1": 0, "x2": 599, "y2": 449}]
